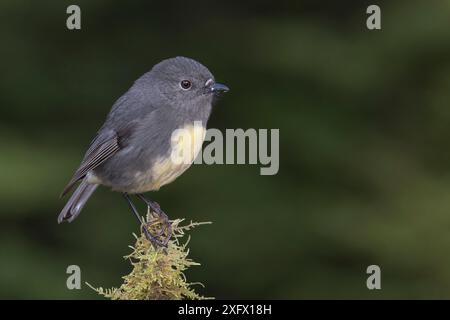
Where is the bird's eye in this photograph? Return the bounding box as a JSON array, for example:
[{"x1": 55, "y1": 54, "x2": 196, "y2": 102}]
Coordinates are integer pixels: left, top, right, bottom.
[{"x1": 180, "y1": 80, "x2": 192, "y2": 90}]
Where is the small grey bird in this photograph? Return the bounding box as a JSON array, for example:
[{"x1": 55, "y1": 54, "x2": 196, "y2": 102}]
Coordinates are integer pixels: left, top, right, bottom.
[{"x1": 59, "y1": 57, "x2": 229, "y2": 245}]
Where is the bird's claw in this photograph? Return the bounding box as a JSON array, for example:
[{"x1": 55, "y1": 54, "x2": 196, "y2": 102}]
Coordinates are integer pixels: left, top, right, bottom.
[{"x1": 142, "y1": 202, "x2": 172, "y2": 248}]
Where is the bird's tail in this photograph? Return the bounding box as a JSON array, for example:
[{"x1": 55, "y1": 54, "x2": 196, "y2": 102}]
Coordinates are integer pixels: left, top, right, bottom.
[{"x1": 58, "y1": 178, "x2": 98, "y2": 223}]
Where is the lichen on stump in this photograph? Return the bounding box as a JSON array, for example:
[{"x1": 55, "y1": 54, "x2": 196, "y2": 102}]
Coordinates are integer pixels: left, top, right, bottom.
[{"x1": 87, "y1": 210, "x2": 211, "y2": 300}]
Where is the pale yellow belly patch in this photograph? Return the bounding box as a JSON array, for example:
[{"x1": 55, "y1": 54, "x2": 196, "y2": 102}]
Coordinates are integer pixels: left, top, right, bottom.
[{"x1": 132, "y1": 123, "x2": 206, "y2": 193}]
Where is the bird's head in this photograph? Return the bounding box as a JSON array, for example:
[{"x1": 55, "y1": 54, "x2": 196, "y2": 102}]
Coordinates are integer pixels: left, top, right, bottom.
[{"x1": 145, "y1": 56, "x2": 229, "y2": 113}]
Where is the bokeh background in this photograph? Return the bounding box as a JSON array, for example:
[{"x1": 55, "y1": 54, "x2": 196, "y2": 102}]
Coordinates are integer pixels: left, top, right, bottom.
[{"x1": 1, "y1": 0, "x2": 450, "y2": 299}]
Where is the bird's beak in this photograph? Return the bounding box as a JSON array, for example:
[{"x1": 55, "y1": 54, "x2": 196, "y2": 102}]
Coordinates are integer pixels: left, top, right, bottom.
[{"x1": 210, "y1": 82, "x2": 229, "y2": 94}]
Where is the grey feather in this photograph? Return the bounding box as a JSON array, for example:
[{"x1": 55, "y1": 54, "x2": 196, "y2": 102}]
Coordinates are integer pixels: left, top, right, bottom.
[
  {"x1": 60, "y1": 130, "x2": 119, "y2": 197},
  {"x1": 58, "y1": 179, "x2": 98, "y2": 223}
]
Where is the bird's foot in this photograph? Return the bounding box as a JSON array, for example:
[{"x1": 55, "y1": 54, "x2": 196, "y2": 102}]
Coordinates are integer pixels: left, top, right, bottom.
[
  {"x1": 123, "y1": 193, "x2": 171, "y2": 249},
  {"x1": 143, "y1": 210, "x2": 172, "y2": 248},
  {"x1": 137, "y1": 194, "x2": 173, "y2": 247},
  {"x1": 141, "y1": 226, "x2": 167, "y2": 248}
]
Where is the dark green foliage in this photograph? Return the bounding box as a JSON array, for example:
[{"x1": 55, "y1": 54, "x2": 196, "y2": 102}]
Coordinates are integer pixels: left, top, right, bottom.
[{"x1": 1, "y1": 1, "x2": 450, "y2": 299}]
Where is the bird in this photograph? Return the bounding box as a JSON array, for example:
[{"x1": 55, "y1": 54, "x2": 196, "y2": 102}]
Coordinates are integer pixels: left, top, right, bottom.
[{"x1": 58, "y1": 57, "x2": 229, "y2": 246}]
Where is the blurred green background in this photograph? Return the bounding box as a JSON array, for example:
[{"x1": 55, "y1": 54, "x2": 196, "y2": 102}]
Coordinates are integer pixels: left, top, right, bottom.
[{"x1": 1, "y1": 0, "x2": 450, "y2": 299}]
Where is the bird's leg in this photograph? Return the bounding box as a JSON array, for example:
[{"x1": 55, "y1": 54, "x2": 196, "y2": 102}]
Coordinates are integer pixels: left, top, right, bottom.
[
  {"x1": 136, "y1": 194, "x2": 167, "y2": 218},
  {"x1": 136, "y1": 193, "x2": 172, "y2": 244},
  {"x1": 122, "y1": 193, "x2": 166, "y2": 247}
]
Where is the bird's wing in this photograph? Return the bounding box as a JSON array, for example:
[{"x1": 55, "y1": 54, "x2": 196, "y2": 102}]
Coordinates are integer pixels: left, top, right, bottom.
[{"x1": 60, "y1": 129, "x2": 120, "y2": 197}]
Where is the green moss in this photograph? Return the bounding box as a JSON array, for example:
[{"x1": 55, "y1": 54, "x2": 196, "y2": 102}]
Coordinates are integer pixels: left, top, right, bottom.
[{"x1": 87, "y1": 211, "x2": 211, "y2": 300}]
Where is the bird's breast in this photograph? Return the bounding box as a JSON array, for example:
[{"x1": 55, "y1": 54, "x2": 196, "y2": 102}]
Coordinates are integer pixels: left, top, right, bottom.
[{"x1": 132, "y1": 123, "x2": 206, "y2": 193}]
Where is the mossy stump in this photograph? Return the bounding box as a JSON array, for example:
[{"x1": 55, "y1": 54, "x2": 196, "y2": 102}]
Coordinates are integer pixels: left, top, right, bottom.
[{"x1": 87, "y1": 210, "x2": 211, "y2": 300}]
